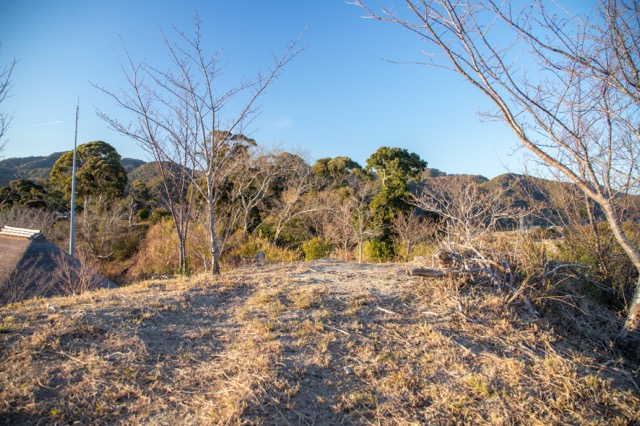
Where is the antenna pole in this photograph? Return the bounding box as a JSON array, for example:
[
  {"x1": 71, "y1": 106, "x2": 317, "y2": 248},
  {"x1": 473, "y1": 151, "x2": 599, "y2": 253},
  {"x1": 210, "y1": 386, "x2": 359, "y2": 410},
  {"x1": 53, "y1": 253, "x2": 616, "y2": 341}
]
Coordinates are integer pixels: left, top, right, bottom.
[{"x1": 69, "y1": 101, "x2": 79, "y2": 257}]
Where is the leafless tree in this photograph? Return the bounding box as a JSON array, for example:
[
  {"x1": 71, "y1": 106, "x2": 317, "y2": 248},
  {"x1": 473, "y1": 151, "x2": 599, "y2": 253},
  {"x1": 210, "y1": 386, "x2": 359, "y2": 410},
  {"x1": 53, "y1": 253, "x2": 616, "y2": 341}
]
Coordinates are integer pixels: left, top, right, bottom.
[
  {"x1": 97, "y1": 17, "x2": 303, "y2": 274},
  {"x1": 268, "y1": 152, "x2": 319, "y2": 244},
  {"x1": 531, "y1": 176, "x2": 638, "y2": 304},
  {"x1": 0, "y1": 46, "x2": 16, "y2": 154},
  {"x1": 412, "y1": 176, "x2": 517, "y2": 267},
  {"x1": 53, "y1": 251, "x2": 104, "y2": 296},
  {"x1": 76, "y1": 199, "x2": 127, "y2": 262},
  {"x1": 392, "y1": 208, "x2": 436, "y2": 262},
  {"x1": 355, "y1": 0, "x2": 640, "y2": 338},
  {"x1": 350, "y1": 177, "x2": 379, "y2": 263},
  {"x1": 317, "y1": 189, "x2": 353, "y2": 261},
  {"x1": 231, "y1": 147, "x2": 280, "y2": 239},
  {"x1": 97, "y1": 59, "x2": 197, "y2": 274}
]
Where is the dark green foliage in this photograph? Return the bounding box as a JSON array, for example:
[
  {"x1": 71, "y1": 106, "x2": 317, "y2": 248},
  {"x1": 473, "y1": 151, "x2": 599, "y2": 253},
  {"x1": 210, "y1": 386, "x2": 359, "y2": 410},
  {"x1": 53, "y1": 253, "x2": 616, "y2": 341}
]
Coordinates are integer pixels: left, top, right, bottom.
[
  {"x1": 302, "y1": 237, "x2": 333, "y2": 260},
  {"x1": 0, "y1": 152, "x2": 65, "y2": 187},
  {"x1": 365, "y1": 147, "x2": 427, "y2": 230},
  {"x1": 363, "y1": 239, "x2": 395, "y2": 262},
  {"x1": 49, "y1": 141, "x2": 128, "y2": 203},
  {"x1": 121, "y1": 158, "x2": 145, "y2": 173},
  {"x1": 113, "y1": 226, "x2": 148, "y2": 262},
  {"x1": 137, "y1": 208, "x2": 150, "y2": 221},
  {"x1": 365, "y1": 146, "x2": 427, "y2": 181},
  {"x1": 312, "y1": 156, "x2": 365, "y2": 188},
  {"x1": 126, "y1": 179, "x2": 152, "y2": 224},
  {"x1": 0, "y1": 152, "x2": 143, "y2": 188},
  {"x1": 0, "y1": 179, "x2": 63, "y2": 210},
  {"x1": 149, "y1": 208, "x2": 171, "y2": 224}
]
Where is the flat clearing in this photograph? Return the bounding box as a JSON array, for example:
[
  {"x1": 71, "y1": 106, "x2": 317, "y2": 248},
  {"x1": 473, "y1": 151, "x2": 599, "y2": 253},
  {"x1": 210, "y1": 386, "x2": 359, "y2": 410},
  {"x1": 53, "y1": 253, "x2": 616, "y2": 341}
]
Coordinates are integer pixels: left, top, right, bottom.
[{"x1": 0, "y1": 260, "x2": 638, "y2": 424}]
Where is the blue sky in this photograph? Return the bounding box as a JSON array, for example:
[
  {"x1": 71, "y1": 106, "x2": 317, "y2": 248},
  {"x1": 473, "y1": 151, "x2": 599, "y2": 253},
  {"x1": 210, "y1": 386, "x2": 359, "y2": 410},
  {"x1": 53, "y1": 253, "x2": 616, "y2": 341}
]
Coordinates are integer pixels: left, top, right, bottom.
[{"x1": 0, "y1": 0, "x2": 527, "y2": 178}]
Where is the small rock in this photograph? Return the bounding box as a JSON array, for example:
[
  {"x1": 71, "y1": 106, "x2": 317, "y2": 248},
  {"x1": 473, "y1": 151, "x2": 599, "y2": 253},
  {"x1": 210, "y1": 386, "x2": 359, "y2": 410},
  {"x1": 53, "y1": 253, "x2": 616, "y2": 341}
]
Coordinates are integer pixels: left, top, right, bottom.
[{"x1": 344, "y1": 366, "x2": 354, "y2": 375}]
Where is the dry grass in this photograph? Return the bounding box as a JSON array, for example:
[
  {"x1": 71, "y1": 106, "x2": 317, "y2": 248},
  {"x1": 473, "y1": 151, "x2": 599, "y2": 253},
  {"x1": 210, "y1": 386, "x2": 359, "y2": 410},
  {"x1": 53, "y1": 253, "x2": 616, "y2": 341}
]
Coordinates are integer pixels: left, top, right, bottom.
[{"x1": 0, "y1": 260, "x2": 638, "y2": 425}]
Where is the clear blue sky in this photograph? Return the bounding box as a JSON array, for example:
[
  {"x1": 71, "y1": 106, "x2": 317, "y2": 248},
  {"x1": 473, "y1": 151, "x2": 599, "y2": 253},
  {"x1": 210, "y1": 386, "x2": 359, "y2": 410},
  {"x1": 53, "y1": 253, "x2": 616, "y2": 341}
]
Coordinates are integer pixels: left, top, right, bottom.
[{"x1": 0, "y1": 0, "x2": 527, "y2": 178}]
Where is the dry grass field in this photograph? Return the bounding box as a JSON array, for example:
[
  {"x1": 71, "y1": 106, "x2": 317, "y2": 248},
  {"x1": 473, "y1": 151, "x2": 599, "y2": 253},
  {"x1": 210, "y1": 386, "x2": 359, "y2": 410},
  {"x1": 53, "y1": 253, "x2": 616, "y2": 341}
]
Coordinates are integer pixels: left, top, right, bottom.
[{"x1": 0, "y1": 260, "x2": 638, "y2": 425}]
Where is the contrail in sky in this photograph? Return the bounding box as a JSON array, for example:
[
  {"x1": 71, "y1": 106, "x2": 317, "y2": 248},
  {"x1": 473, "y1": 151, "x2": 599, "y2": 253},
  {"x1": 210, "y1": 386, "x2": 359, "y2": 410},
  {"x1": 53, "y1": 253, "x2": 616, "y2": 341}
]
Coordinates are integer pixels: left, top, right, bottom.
[{"x1": 32, "y1": 121, "x2": 63, "y2": 127}]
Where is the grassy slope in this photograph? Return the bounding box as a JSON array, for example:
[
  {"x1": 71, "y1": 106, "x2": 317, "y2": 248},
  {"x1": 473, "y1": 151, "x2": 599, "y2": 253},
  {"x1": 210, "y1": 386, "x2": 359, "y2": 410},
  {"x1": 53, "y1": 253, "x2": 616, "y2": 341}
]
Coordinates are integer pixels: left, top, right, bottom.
[{"x1": 0, "y1": 260, "x2": 638, "y2": 425}]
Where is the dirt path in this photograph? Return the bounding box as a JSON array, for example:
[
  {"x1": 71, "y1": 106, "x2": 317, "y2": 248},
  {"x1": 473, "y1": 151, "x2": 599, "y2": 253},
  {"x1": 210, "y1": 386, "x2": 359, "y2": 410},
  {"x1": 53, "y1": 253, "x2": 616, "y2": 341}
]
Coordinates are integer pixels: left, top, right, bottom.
[{"x1": 0, "y1": 260, "x2": 637, "y2": 425}]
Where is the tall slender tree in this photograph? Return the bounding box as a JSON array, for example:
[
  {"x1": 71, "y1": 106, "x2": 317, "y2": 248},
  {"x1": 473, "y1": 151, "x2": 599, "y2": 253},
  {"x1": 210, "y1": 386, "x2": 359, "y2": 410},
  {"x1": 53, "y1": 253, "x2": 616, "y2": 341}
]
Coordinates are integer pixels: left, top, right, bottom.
[{"x1": 97, "y1": 16, "x2": 303, "y2": 274}]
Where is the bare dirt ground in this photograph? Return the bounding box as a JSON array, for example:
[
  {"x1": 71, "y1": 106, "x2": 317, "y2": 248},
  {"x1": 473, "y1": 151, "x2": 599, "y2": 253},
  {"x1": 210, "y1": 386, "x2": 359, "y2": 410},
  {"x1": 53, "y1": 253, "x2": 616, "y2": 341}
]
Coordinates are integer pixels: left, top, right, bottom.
[{"x1": 0, "y1": 260, "x2": 638, "y2": 425}]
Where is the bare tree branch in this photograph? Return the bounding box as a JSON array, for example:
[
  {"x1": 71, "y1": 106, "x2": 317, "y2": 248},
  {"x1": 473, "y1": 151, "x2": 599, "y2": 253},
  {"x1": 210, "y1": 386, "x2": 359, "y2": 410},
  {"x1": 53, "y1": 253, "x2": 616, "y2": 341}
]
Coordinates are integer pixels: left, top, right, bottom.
[
  {"x1": 355, "y1": 0, "x2": 640, "y2": 339},
  {"x1": 0, "y1": 46, "x2": 17, "y2": 154},
  {"x1": 96, "y1": 17, "x2": 304, "y2": 274}
]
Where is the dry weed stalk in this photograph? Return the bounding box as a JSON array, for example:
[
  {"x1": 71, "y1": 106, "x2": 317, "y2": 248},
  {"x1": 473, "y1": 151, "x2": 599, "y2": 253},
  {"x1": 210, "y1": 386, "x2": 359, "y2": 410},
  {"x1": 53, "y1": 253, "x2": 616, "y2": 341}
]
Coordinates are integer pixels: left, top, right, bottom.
[{"x1": 53, "y1": 251, "x2": 103, "y2": 296}]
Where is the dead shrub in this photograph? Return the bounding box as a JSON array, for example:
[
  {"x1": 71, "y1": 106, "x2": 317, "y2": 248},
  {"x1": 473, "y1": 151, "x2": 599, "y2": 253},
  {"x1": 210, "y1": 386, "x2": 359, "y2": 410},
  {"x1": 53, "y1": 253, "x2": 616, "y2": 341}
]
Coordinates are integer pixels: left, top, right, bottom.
[
  {"x1": 53, "y1": 251, "x2": 104, "y2": 296},
  {"x1": 0, "y1": 204, "x2": 58, "y2": 232}
]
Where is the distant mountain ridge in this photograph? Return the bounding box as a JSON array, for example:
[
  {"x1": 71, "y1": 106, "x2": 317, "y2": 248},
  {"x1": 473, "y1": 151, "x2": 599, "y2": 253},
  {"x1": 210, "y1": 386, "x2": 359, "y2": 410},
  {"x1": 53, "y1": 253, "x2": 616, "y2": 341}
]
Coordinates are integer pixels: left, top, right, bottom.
[{"x1": 0, "y1": 153, "x2": 145, "y2": 187}]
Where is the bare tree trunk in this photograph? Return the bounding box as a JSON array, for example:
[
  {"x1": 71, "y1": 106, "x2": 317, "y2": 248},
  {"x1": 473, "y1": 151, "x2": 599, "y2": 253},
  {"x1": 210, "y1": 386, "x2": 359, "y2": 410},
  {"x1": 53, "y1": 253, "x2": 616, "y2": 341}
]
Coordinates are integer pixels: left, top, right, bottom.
[
  {"x1": 599, "y1": 198, "x2": 640, "y2": 338},
  {"x1": 206, "y1": 180, "x2": 221, "y2": 274},
  {"x1": 625, "y1": 280, "x2": 640, "y2": 338},
  {"x1": 128, "y1": 198, "x2": 135, "y2": 228}
]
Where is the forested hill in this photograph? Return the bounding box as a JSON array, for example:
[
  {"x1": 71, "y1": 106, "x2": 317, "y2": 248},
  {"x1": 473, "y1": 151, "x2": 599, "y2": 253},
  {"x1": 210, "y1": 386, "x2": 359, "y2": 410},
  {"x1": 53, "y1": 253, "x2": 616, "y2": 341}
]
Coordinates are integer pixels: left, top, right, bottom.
[
  {"x1": 2, "y1": 151, "x2": 609, "y2": 229},
  {"x1": 0, "y1": 153, "x2": 145, "y2": 187}
]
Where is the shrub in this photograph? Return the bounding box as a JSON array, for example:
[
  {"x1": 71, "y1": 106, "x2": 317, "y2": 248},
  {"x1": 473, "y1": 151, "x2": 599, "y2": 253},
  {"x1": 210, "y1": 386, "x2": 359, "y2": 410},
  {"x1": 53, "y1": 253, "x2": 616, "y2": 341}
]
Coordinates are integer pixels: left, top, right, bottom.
[
  {"x1": 149, "y1": 208, "x2": 171, "y2": 224},
  {"x1": 129, "y1": 220, "x2": 180, "y2": 279},
  {"x1": 361, "y1": 239, "x2": 395, "y2": 263},
  {"x1": 555, "y1": 221, "x2": 639, "y2": 309},
  {"x1": 403, "y1": 242, "x2": 438, "y2": 262},
  {"x1": 137, "y1": 208, "x2": 150, "y2": 222},
  {"x1": 113, "y1": 226, "x2": 148, "y2": 262},
  {"x1": 302, "y1": 237, "x2": 333, "y2": 261},
  {"x1": 226, "y1": 236, "x2": 300, "y2": 264}
]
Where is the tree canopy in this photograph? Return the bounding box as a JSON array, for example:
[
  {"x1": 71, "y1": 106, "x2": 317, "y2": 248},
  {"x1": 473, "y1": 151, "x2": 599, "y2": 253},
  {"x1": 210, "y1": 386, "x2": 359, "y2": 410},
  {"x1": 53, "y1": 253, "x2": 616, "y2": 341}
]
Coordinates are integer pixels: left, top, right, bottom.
[
  {"x1": 312, "y1": 156, "x2": 365, "y2": 188},
  {"x1": 49, "y1": 141, "x2": 128, "y2": 203},
  {"x1": 365, "y1": 147, "x2": 427, "y2": 227},
  {"x1": 365, "y1": 147, "x2": 427, "y2": 183}
]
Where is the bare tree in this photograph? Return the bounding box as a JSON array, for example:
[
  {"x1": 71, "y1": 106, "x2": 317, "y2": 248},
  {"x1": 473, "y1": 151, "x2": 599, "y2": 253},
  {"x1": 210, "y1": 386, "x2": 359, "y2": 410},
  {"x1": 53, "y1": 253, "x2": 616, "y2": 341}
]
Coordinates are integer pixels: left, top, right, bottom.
[
  {"x1": 268, "y1": 152, "x2": 319, "y2": 244},
  {"x1": 231, "y1": 147, "x2": 280, "y2": 239},
  {"x1": 97, "y1": 62, "x2": 196, "y2": 274},
  {"x1": 532, "y1": 176, "x2": 638, "y2": 305},
  {"x1": 97, "y1": 17, "x2": 303, "y2": 274},
  {"x1": 356, "y1": 0, "x2": 640, "y2": 339},
  {"x1": 76, "y1": 199, "x2": 127, "y2": 262},
  {"x1": 0, "y1": 46, "x2": 16, "y2": 154},
  {"x1": 392, "y1": 208, "x2": 436, "y2": 262},
  {"x1": 412, "y1": 176, "x2": 515, "y2": 265},
  {"x1": 351, "y1": 177, "x2": 379, "y2": 263},
  {"x1": 53, "y1": 251, "x2": 104, "y2": 296}
]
